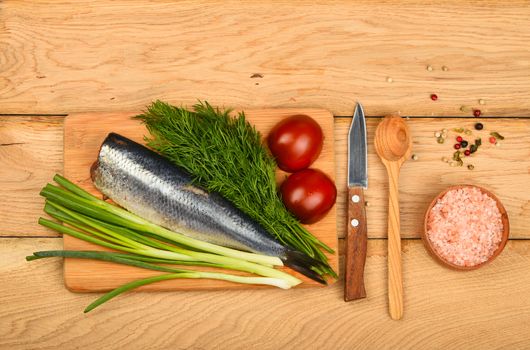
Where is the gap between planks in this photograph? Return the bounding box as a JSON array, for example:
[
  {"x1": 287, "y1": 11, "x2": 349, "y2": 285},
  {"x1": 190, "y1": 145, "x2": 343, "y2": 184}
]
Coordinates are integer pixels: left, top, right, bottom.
[{"x1": 3, "y1": 114, "x2": 530, "y2": 119}]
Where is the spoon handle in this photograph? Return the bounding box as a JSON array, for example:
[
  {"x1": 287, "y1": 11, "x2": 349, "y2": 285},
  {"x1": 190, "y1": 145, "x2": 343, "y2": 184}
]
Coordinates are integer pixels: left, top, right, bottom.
[{"x1": 386, "y1": 162, "x2": 403, "y2": 320}]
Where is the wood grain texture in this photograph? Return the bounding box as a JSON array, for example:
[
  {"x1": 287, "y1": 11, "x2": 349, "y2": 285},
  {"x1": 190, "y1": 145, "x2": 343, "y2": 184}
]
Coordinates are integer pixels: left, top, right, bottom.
[
  {"x1": 335, "y1": 117, "x2": 530, "y2": 239},
  {"x1": 384, "y1": 162, "x2": 405, "y2": 320},
  {"x1": 62, "y1": 109, "x2": 337, "y2": 290},
  {"x1": 2, "y1": 1, "x2": 530, "y2": 116},
  {"x1": 0, "y1": 116, "x2": 63, "y2": 236},
  {"x1": 3, "y1": 238, "x2": 530, "y2": 350},
  {"x1": 344, "y1": 187, "x2": 367, "y2": 301}
]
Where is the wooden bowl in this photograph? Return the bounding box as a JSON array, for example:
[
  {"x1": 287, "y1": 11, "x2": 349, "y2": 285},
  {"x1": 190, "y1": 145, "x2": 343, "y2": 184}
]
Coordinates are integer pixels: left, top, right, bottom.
[{"x1": 422, "y1": 185, "x2": 509, "y2": 270}]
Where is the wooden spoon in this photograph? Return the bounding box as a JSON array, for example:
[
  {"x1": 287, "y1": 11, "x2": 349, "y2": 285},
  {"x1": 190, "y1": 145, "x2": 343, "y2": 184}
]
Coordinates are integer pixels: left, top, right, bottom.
[{"x1": 374, "y1": 115, "x2": 412, "y2": 320}]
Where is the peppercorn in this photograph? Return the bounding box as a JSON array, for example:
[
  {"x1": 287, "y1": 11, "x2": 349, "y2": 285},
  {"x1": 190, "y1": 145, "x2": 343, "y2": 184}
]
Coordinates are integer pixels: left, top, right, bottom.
[
  {"x1": 489, "y1": 136, "x2": 496, "y2": 144},
  {"x1": 430, "y1": 94, "x2": 438, "y2": 101},
  {"x1": 474, "y1": 123, "x2": 483, "y2": 130},
  {"x1": 464, "y1": 150, "x2": 471, "y2": 156},
  {"x1": 461, "y1": 140, "x2": 468, "y2": 148},
  {"x1": 473, "y1": 109, "x2": 481, "y2": 117},
  {"x1": 456, "y1": 136, "x2": 463, "y2": 142},
  {"x1": 454, "y1": 143, "x2": 461, "y2": 149}
]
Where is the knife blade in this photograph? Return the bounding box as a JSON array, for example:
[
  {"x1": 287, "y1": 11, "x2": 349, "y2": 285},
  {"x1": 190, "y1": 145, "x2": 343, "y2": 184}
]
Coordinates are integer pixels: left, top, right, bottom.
[{"x1": 344, "y1": 102, "x2": 368, "y2": 301}]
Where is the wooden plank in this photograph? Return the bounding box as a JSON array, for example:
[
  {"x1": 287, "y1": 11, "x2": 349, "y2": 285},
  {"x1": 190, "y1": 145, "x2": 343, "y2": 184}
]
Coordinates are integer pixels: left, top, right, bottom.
[
  {"x1": 3, "y1": 237, "x2": 530, "y2": 349},
  {"x1": 3, "y1": 115, "x2": 528, "y2": 241},
  {"x1": 1, "y1": 1, "x2": 530, "y2": 116},
  {"x1": 0, "y1": 116, "x2": 63, "y2": 236},
  {"x1": 335, "y1": 117, "x2": 530, "y2": 239},
  {"x1": 63, "y1": 109, "x2": 337, "y2": 290}
]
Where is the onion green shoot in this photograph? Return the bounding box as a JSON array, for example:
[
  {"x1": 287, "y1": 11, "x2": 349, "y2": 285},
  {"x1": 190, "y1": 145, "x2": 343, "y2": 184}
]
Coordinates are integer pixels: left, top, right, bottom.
[
  {"x1": 26, "y1": 250, "x2": 291, "y2": 313},
  {"x1": 28, "y1": 174, "x2": 304, "y2": 312},
  {"x1": 26, "y1": 250, "x2": 292, "y2": 313},
  {"x1": 83, "y1": 272, "x2": 291, "y2": 313},
  {"x1": 44, "y1": 175, "x2": 282, "y2": 267},
  {"x1": 38, "y1": 214, "x2": 299, "y2": 284}
]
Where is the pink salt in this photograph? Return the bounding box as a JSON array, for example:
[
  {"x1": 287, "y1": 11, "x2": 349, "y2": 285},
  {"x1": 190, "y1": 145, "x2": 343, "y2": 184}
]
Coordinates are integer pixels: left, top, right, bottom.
[{"x1": 426, "y1": 187, "x2": 503, "y2": 267}]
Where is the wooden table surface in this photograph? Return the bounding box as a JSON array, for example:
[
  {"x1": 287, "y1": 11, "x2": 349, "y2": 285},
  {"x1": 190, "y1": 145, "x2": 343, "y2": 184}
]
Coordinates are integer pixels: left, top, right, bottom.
[{"x1": 2, "y1": 1, "x2": 530, "y2": 349}]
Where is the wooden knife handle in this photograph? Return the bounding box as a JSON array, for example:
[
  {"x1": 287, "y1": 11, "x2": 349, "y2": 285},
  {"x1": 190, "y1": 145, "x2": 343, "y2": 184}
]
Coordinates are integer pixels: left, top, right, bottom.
[{"x1": 344, "y1": 187, "x2": 367, "y2": 301}]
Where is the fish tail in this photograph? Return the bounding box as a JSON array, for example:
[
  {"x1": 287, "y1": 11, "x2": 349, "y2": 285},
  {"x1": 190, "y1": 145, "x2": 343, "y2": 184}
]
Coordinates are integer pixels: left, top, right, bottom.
[{"x1": 282, "y1": 249, "x2": 327, "y2": 285}]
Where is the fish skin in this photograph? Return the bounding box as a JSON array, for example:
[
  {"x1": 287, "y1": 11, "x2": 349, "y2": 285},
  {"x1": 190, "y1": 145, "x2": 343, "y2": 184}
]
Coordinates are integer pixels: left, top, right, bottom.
[{"x1": 91, "y1": 133, "x2": 290, "y2": 258}]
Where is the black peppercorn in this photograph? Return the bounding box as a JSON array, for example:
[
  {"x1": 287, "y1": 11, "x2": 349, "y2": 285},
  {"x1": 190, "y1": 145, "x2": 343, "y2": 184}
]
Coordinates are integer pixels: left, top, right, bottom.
[
  {"x1": 474, "y1": 123, "x2": 484, "y2": 130},
  {"x1": 460, "y1": 140, "x2": 468, "y2": 148}
]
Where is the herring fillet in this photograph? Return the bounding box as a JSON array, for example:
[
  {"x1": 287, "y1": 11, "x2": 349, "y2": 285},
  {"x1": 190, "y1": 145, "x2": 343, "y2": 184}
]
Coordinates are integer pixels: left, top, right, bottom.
[{"x1": 91, "y1": 133, "x2": 326, "y2": 284}]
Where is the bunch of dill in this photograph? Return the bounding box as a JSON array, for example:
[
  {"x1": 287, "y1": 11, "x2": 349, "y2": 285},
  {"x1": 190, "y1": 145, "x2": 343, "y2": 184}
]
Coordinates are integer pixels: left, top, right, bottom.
[{"x1": 135, "y1": 100, "x2": 335, "y2": 278}]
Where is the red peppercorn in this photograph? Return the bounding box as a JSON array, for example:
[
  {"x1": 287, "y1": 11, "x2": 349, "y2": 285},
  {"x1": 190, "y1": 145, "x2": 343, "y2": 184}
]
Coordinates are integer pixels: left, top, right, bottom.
[
  {"x1": 473, "y1": 109, "x2": 481, "y2": 117},
  {"x1": 464, "y1": 150, "x2": 471, "y2": 156},
  {"x1": 430, "y1": 94, "x2": 438, "y2": 101},
  {"x1": 456, "y1": 136, "x2": 463, "y2": 142},
  {"x1": 454, "y1": 143, "x2": 461, "y2": 149},
  {"x1": 489, "y1": 136, "x2": 496, "y2": 144}
]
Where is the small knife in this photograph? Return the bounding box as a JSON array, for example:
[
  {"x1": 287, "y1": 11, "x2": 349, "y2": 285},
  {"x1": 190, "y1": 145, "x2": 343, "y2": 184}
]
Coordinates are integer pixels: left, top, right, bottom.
[{"x1": 344, "y1": 102, "x2": 368, "y2": 301}]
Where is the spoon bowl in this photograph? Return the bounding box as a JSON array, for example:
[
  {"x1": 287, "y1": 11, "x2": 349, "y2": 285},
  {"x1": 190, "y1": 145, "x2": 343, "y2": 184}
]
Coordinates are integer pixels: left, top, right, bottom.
[{"x1": 375, "y1": 115, "x2": 412, "y2": 164}]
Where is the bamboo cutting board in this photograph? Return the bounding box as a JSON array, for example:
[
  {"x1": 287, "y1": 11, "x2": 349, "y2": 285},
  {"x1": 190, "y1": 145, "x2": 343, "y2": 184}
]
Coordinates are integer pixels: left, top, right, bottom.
[{"x1": 63, "y1": 109, "x2": 338, "y2": 291}]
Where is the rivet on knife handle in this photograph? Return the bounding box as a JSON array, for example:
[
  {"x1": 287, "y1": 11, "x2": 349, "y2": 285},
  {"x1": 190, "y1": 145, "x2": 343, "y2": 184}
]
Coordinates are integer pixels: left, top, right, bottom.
[{"x1": 344, "y1": 187, "x2": 367, "y2": 301}]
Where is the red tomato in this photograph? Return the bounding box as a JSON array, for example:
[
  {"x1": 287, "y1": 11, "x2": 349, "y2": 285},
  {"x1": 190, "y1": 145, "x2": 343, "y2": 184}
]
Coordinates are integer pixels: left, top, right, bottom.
[
  {"x1": 267, "y1": 115, "x2": 323, "y2": 172},
  {"x1": 280, "y1": 169, "x2": 336, "y2": 224}
]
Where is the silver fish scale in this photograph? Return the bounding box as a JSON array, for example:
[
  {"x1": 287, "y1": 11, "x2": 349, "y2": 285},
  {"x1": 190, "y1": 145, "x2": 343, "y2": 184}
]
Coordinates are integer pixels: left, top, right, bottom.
[{"x1": 91, "y1": 133, "x2": 286, "y2": 257}]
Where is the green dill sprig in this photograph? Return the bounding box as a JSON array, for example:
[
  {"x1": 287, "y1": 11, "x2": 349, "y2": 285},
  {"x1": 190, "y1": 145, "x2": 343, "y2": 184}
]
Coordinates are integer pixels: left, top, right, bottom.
[{"x1": 134, "y1": 101, "x2": 336, "y2": 278}]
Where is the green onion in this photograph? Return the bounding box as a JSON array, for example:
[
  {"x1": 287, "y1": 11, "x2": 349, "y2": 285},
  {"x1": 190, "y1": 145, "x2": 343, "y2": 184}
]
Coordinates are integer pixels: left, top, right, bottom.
[
  {"x1": 44, "y1": 175, "x2": 282, "y2": 267},
  {"x1": 84, "y1": 271, "x2": 291, "y2": 313},
  {"x1": 28, "y1": 174, "x2": 306, "y2": 312},
  {"x1": 27, "y1": 250, "x2": 292, "y2": 291},
  {"x1": 38, "y1": 216, "x2": 299, "y2": 285}
]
